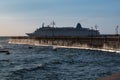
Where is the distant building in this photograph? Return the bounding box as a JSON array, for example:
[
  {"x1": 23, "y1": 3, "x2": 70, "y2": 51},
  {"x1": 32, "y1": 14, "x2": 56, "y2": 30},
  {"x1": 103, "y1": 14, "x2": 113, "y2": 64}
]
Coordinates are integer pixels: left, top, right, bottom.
[{"x1": 26, "y1": 23, "x2": 100, "y2": 37}]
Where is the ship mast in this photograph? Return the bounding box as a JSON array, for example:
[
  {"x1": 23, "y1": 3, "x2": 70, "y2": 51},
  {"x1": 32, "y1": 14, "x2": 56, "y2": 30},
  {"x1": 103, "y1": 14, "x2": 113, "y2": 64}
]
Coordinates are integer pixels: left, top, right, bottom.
[
  {"x1": 95, "y1": 24, "x2": 98, "y2": 31},
  {"x1": 51, "y1": 21, "x2": 55, "y2": 27},
  {"x1": 51, "y1": 21, "x2": 55, "y2": 37},
  {"x1": 115, "y1": 25, "x2": 119, "y2": 35}
]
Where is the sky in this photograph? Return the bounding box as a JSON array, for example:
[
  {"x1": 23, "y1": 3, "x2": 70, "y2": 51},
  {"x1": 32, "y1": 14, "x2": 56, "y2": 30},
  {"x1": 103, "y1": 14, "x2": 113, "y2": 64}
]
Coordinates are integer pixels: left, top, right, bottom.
[{"x1": 0, "y1": 0, "x2": 120, "y2": 36}]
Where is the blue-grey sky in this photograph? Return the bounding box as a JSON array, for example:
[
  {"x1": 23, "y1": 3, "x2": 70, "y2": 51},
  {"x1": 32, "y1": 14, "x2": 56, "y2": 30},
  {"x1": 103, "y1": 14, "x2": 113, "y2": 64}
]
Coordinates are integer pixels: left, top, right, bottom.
[{"x1": 0, "y1": 0, "x2": 120, "y2": 36}]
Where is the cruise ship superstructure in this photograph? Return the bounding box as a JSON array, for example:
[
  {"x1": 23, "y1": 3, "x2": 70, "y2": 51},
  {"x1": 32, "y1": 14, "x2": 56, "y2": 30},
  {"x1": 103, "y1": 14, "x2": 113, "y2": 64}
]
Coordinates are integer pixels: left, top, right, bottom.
[{"x1": 26, "y1": 22, "x2": 100, "y2": 37}]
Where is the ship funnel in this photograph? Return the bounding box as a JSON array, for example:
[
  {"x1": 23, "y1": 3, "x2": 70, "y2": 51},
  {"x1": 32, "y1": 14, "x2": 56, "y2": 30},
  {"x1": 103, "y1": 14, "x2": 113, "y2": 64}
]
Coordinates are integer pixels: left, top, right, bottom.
[{"x1": 76, "y1": 23, "x2": 82, "y2": 29}]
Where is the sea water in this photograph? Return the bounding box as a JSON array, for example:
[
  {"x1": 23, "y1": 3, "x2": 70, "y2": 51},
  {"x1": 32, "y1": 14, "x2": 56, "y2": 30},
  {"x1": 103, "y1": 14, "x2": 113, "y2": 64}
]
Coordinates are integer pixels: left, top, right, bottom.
[{"x1": 0, "y1": 37, "x2": 120, "y2": 80}]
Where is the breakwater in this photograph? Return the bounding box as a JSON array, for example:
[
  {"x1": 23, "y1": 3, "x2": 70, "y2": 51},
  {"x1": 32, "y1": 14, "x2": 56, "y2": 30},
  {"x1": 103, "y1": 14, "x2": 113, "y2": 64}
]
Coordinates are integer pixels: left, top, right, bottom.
[{"x1": 9, "y1": 36, "x2": 120, "y2": 52}]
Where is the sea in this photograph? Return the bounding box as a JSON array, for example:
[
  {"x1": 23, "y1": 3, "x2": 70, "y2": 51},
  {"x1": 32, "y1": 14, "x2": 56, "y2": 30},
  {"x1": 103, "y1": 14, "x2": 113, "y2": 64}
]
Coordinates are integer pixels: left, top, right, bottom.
[{"x1": 0, "y1": 37, "x2": 120, "y2": 80}]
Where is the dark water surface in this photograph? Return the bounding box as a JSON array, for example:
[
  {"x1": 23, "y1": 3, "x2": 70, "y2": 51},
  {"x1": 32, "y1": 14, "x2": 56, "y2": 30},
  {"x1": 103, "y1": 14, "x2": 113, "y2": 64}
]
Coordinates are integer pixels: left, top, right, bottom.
[{"x1": 0, "y1": 37, "x2": 120, "y2": 80}]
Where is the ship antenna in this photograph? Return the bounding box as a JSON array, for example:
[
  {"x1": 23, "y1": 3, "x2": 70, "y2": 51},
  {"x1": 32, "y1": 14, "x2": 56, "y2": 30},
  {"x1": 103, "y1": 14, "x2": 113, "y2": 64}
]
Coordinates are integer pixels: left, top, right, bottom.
[{"x1": 42, "y1": 22, "x2": 45, "y2": 28}]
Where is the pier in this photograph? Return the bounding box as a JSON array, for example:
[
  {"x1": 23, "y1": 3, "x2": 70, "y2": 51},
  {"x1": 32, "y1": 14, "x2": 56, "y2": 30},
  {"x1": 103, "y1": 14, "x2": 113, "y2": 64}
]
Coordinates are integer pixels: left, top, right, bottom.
[{"x1": 9, "y1": 35, "x2": 120, "y2": 52}]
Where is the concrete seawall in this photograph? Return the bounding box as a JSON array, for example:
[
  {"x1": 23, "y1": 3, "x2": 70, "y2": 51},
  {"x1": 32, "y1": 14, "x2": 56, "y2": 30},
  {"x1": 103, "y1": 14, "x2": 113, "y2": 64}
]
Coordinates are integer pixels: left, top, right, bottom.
[{"x1": 9, "y1": 36, "x2": 120, "y2": 52}]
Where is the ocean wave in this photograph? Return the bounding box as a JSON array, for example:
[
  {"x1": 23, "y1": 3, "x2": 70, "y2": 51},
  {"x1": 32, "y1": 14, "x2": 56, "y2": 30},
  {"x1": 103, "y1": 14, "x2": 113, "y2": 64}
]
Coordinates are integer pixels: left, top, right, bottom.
[{"x1": 13, "y1": 64, "x2": 45, "y2": 72}]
